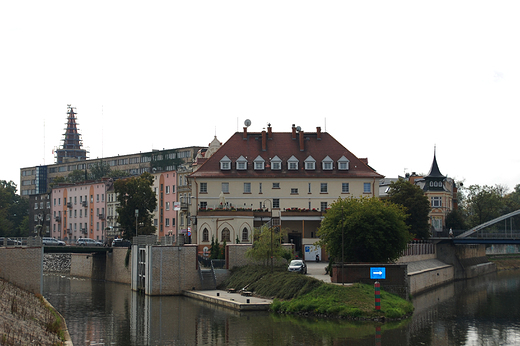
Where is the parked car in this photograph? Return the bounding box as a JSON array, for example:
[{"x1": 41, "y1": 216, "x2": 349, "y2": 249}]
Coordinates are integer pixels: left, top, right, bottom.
[
  {"x1": 42, "y1": 237, "x2": 66, "y2": 246},
  {"x1": 112, "y1": 238, "x2": 132, "y2": 247},
  {"x1": 76, "y1": 238, "x2": 103, "y2": 247},
  {"x1": 0, "y1": 237, "x2": 21, "y2": 246},
  {"x1": 288, "y1": 259, "x2": 307, "y2": 274}
]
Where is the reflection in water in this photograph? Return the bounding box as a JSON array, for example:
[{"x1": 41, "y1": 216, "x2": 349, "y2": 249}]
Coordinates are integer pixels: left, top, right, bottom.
[{"x1": 43, "y1": 270, "x2": 520, "y2": 345}]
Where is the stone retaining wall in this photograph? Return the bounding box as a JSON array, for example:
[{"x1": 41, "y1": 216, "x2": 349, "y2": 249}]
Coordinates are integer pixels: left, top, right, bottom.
[
  {"x1": 0, "y1": 247, "x2": 42, "y2": 295},
  {"x1": 43, "y1": 254, "x2": 71, "y2": 273}
]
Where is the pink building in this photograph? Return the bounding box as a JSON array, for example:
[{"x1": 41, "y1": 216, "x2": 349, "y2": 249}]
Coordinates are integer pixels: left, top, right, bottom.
[
  {"x1": 51, "y1": 181, "x2": 108, "y2": 243},
  {"x1": 152, "y1": 171, "x2": 177, "y2": 238}
]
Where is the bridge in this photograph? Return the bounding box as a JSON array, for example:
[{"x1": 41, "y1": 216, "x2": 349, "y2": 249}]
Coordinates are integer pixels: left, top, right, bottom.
[
  {"x1": 431, "y1": 209, "x2": 520, "y2": 245},
  {"x1": 43, "y1": 246, "x2": 114, "y2": 253}
]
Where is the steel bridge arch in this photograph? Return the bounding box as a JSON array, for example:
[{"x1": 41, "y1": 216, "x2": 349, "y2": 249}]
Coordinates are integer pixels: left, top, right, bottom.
[{"x1": 456, "y1": 209, "x2": 520, "y2": 238}]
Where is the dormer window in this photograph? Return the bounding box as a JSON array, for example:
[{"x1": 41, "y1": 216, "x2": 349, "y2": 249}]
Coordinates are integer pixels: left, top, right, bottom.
[
  {"x1": 304, "y1": 156, "x2": 316, "y2": 170},
  {"x1": 322, "y1": 156, "x2": 333, "y2": 170},
  {"x1": 271, "y1": 156, "x2": 282, "y2": 170},
  {"x1": 220, "y1": 155, "x2": 231, "y2": 170},
  {"x1": 338, "y1": 156, "x2": 350, "y2": 170},
  {"x1": 236, "y1": 155, "x2": 248, "y2": 170},
  {"x1": 287, "y1": 155, "x2": 299, "y2": 170},
  {"x1": 253, "y1": 155, "x2": 265, "y2": 170}
]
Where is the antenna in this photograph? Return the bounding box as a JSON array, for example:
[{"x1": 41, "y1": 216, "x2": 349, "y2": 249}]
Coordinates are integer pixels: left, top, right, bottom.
[{"x1": 244, "y1": 119, "x2": 251, "y2": 127}]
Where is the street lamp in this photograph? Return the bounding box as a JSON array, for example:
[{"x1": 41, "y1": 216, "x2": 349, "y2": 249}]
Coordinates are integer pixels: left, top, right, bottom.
[
  {"x1": 135, "y1": 209, "x2": 139, "y2": 237},
  {"x1": 263, "y1": 200, "x2": 274, "y2": 273}
]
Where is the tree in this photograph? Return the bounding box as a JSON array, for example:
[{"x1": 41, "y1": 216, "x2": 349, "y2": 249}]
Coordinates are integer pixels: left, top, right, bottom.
[
  {"x1": 317, "y1": 197, "x2": 412, "y2": 263},
  {"x1": 445, "y1": 209, "x2": 467, "y2": 231},
  {"x1": 387, "y1": 179, "x2": 431, "y2": 239},
  {"x1": 89, "y1": 161, "x2": 111, "y2": 180},
  {"x1": 0, "y1": 180, "x2": 29, "y2": 237},
  {"x1": 462, "y1": 184, "x2": 506, "y2": 228},
  {"x1": 68, "y1": 169, "x2": 88, "y2": 183},
  {"x1": 114, "y1": 172, "x2": 157, "y2": 239},
  {"x1": 246, "y1": 224, "x2": 289, "y2": 266}
]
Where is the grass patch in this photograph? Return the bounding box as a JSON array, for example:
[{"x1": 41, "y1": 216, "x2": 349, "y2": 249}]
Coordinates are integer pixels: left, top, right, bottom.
[{"x1": 219, "y1": 265, "x2": 414, "y2": 320}]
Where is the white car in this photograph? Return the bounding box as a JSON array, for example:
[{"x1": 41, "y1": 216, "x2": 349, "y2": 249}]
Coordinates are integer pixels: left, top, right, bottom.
[
  {"x1": 76, "y1": 238, "x2": 103, "y2": 247},
  {"x1": 42, "y1": 237, "x2": 66, "y2": 246}
]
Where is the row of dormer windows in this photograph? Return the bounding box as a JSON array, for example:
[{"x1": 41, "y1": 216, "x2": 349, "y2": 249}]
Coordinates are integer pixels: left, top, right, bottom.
[{"x1": 220, "y1": 155, "x2": 350, "y2": 171}]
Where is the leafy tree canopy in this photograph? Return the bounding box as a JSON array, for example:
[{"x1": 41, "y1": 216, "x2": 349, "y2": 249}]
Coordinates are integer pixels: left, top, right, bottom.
[
  {"x1": 317, "y1": 197, "x2": 412, "y2": 263},
  {"x1": 387, "y1": 178, "x2": 431, "y2": 239},
  {"x1": 462, "y1": 184, "x2": 506, "y2": 228},
  {"x1": 0, "y1": 180, "x2": 29, "y2": 237},
  {"x1": 246, "y1": 224, "x2": 290, "y2": 266},
  {"x1": 114, "y1": 172, "x2": 157, "y2": 239}
]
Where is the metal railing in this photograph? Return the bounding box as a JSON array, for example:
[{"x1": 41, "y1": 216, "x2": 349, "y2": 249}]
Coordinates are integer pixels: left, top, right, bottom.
[{"x1": 401, "y1": 240, "x2": 435, "y2": 257}]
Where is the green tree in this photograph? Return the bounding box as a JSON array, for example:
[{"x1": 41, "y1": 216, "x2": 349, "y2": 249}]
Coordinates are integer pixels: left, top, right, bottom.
[
  {"x1": 68, "y1": 169, "x2": 88, "y2": 183},
  {"x1": 317, "y1": 197, "x2": 412, "y2": 263},
  {"x1": 387, "y1": 179, "x2": 431, "y2": 239},
  {"x1": 210, "y1": 236, "x2": 220, "y2": 259},
  {"x1": 463, "y1": 184, "x2": 506, "y2": 228},
  {"x1": 246, "y1": 224, "x2": 288, "y2": 266},
  {"x1": 0, "y1": 180, "x2": 29, "y2": 237},
  {"x1": 89, "y1": 160, "x2": 111, "y2": 180},
  {"x1": 445, "y1": 208, "x2": 467, "y2": 231},
  {"x1": 114, "y1": 172, "x2": 157, "y2": 239}
]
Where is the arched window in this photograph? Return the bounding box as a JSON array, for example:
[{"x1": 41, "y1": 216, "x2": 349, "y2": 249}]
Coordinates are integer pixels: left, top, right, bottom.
[
  {"x1": 222, "y1": 228, "x2": 231, "y2": 242},
  {"x1": 241, "y1": 227, "x2": 249, "y2": 242},
  {"x1": 202, "y1": 228, "x2": 209, "y2": 242}
]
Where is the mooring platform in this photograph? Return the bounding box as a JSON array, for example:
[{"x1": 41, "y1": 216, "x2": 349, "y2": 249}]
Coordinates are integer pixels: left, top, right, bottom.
[{"x1": 183, "y1": 290, "x2": 273, "y2": 311}]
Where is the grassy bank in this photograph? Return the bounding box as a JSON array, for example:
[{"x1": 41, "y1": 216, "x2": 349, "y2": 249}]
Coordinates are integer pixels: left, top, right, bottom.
[
  {"x1": 488, "y1": 254, "x2": 520, "y2": 271},
  {"x1": 218, "y1": 265, "x2": 414, "y2": 320},
  {"x1": 0, "y1": 279, "x2": 66, "y2": 345}
]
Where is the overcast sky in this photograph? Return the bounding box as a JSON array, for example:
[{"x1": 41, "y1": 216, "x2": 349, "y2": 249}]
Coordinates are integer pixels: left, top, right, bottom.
[{"x1": 2, "y1": 1, "x2": 520, "y2": 193}]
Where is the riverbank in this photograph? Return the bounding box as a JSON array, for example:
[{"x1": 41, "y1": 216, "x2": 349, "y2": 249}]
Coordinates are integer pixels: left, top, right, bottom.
[
  {"x1": 488, "y1": 254, "x2": 520, "y2": 271},
  {"x1": 218, "y1": 265, "x2": 414, "y2": 320},
  {"x1": 0, "y1": 278, "x2": 70, "y2": 346}
]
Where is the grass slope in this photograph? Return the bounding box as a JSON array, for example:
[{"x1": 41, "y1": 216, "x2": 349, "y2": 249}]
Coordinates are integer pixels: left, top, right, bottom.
[{"x1": 219, "y1": 265, "x2": 414, "y2": 320}]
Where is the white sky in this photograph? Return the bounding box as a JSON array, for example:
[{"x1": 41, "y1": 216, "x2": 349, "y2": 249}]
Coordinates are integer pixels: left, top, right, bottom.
[{"x1": 2, "y1": 1, "x2": 520, "y2": 193}]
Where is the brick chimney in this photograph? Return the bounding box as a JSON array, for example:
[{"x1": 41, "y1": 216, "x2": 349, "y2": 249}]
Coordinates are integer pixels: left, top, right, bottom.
[
  {"x1": 316, "y1": 127, "x2": 321, "y2": 140},
  {"x1": 267, "y1": 124, "x2": 272, "y2": 139},
  {"x1": 292, "y1": 124, "x2": 297, "y2": 140},
  {"x1": 243, "y1": 127, "x2": 248, "y2": 140},
  {"x1": 299, "y1": 130, "x2": 305, "y2": 151},
  {"x1": 262, "y1": 129, "x2": 267, "y2": 151}
]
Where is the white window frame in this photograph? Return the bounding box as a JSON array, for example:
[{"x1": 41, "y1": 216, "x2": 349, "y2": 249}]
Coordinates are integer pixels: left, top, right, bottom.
[
  {"x1": 322, "y1": 156, "x2": 333, "y2": 171},
  {"x1": 320, "y1": 183, "x2": 328, "y2": 193},
  {"x1": 342, "y1": 182, "x2": 350, "y2": 193},
  {"x1": 200, "y1": 182, "x2": 208, "y2": 193},
  {"x1": 236, "y1": 155, "x2": 248, "y2": 170},
  {"x1": 304, "y1": 156, "x2": 316, "y2": 170},
  {"x1": 244, "y1": 182, "x2": 251, "y2": 193},
  {"x1": 363, "y1": 182, "x2": 371, "y2": 193},
  {"x1": 253, "y1": 155, "x2": 265, "y2": 170},
  {"x1": 338, "y1": 156, "x2": 350, "y2": 170},
  {"x1": 270, "y1": 156, "x2": 282, "y2": 170},
  {"x1": 287, "y1": 155, "x2": 299, "y2": 170},
  {"x1": 220, "y1": 155, "x2": 231, "y2": 170},
  {"x1": 221, "y1": 182, "x2": 229, "y2": 193}
]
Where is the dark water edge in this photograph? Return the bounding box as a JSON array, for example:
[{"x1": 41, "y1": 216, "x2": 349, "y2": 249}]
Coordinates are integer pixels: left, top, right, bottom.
[{"x1": 43, "y1": 270, "x2": 520, "y2": 345}]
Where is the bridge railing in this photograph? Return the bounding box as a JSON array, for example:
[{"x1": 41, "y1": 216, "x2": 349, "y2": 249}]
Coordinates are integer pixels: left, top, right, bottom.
[
  {"x1": 468, "y1": 230, "x2": 520, "y2": 239},
  {"x1": 401, "y1": 240, "x2": 435, "y2": 257}
]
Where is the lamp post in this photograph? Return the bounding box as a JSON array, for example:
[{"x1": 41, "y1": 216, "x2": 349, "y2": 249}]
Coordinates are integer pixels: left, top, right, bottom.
[
  {"x1": 263, "y1": 199, "x2": 273, "y2": 273},
  {"x1": 135, "y1": 209, "x2": 139, "y2": 237}
]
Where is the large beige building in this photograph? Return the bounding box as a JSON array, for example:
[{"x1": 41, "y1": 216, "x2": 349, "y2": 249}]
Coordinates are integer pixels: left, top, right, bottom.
[{"x1": 189, "y1": 124, "x2": 384, "y2": 259}]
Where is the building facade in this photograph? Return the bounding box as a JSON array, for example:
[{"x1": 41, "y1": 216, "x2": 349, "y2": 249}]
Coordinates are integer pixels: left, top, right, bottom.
[{"x1": 189, "y1": 124, "x2": 383, "y2": 258}]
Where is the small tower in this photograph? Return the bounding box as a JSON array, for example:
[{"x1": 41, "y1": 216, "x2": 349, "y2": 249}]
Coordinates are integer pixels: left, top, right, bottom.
[
  {"x1": 423, "y1": 147, "x2": 446, "y2": 192},
  {"x1": 55, "y1": 105, "x2": 88, "y2": 164}
]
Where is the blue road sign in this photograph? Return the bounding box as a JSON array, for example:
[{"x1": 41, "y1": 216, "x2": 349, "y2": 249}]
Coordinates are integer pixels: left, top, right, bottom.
[{"x1": 370, "y1": 267, "x2": 386, "y2": 280}]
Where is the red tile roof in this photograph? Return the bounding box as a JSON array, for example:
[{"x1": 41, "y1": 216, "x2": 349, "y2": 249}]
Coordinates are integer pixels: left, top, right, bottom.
[{"x1": 190, "y1": 128, "x2": 383, "y2": 179}]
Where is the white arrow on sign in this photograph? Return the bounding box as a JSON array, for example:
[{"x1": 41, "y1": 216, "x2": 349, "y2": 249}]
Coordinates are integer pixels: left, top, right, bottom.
[{"x1": 372, "y1": 271, "x2": 383, "y2": 275}]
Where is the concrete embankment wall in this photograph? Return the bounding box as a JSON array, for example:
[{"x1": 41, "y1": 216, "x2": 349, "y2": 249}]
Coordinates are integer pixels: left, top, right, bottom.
[
  {"x1": 105, "y1": 248, "x2": 132, "y2": 284},
  {"x1": 486, "y1": 244, "x2": 520, "y2": 255},
  {"x1": 0, "y1": 247, "x2": 43, "y2": 295}
]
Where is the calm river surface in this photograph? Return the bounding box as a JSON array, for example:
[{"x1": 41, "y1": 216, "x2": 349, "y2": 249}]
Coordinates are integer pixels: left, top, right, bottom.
[{"x1": 43, "y1": 270, "x2": 520, "y2": 346}]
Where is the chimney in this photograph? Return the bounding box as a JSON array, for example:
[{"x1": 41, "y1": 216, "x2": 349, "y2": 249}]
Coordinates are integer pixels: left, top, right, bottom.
[
  {"x1": 292, "y1": 124, "x2": 297, "y2": 140},
  {"x1": 316, "y1": 127, "x2": 321, "y2": 140},
  {"x1": 243, "y1": 127, "x2": 248, "y2": 140},
  {"x1": 262, "y1": 129, "x2": 267, "y2": 151},
  {"x1": 267, "y1": 124, "x2": 272, "y2": 139},
  {"x1": 299, "y1": 130, "x2": 305, "y2": 151}
]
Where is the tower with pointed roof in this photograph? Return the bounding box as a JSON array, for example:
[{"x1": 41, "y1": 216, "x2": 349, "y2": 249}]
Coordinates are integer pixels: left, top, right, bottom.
[
  {"x1": 55, "y1": 105, "x2": 88, "y2": 164},
  {"x1": 423, "y1": 147, "x2": 446, "y2": 192}
]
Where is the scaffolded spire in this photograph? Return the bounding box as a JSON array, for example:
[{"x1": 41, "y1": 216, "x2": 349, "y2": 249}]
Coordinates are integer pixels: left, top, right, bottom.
[{"x1": 55, "y1": 105, "x2": 88, "y2": 164}]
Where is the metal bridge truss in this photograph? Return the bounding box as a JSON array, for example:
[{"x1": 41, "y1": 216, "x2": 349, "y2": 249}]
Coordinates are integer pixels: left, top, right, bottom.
[{"x1": 456, "y1": 209, "x2": 520, "y2": 239}]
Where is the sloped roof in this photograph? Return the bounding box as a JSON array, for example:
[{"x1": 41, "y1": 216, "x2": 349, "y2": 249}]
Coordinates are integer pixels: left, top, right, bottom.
[
  {"x1": 425, "y1": 152, "x2": 445, "y2": 179},
  {"x1": 190, "y1": 128, "x2": 383, "y2": 179}
]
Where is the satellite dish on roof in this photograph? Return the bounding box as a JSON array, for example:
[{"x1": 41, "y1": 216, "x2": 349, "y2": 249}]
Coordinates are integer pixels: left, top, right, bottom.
[{"x1": 244, "y1": 119, "x2": 251, "y2": 127}]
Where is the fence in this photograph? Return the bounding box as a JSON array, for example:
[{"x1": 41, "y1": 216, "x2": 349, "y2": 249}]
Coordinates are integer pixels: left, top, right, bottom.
[{"x1": 401, "y1": 240, "x2": 435, "y2": 257}]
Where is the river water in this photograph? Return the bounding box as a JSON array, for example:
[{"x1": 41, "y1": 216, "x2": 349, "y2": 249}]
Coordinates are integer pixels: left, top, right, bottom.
[{"x1": 43, "y1": 270, "x2": 520, "y2": 346}]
